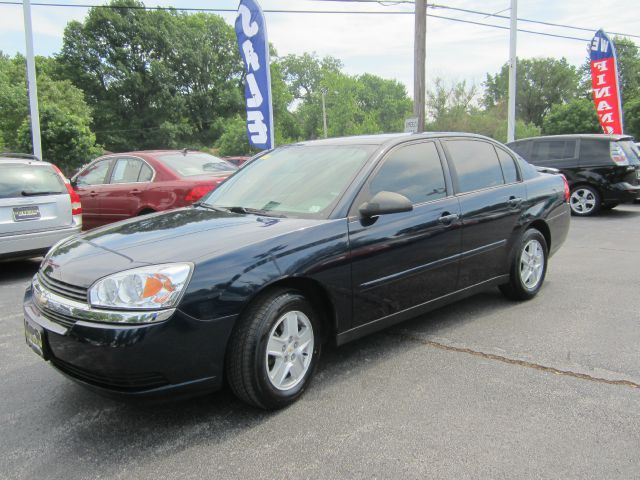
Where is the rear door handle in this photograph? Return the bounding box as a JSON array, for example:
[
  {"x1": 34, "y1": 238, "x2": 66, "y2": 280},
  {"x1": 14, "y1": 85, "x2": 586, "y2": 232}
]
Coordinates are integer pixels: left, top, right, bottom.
[
  {"x1": 89, "y1": 191, "x2": 98, "y2": 197},
  {"x1": 130, "y1": 189, "x2": 142, "y2": 195},
  {"x1": 438, "y1": 212, "x2": 459, "y2": 225},
  {"x1": 508, "y1": 196, "x2": 523, "y2": 207}
]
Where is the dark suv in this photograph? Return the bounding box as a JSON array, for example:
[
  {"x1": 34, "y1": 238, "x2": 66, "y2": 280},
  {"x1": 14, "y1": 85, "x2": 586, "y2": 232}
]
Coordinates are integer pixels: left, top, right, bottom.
[{"x1": 507, "y1": 134, "x2": 640, "y2": 216}]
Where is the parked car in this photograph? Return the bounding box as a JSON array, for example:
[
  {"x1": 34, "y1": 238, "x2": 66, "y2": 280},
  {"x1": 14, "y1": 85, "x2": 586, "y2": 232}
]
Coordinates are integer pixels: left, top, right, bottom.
[
  {"x1": 507, "y1": 134, "x2": 640, "y2": 216},
  {"x1": 1, "y1": 153, "x2": 82, "y2": 261},
  {"x1": 71, "y1": 150, "x2": 237, "y2": 229},
  {"x1": 24, "y1": 133, "x2": 570, "y2": 409}
]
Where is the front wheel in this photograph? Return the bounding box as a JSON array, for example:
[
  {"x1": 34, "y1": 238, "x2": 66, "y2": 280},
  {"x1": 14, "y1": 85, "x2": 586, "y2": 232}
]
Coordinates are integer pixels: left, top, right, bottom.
[
  {"x1": 225, "y1": 289, "x2": 321, "y2": 409},
  {"x1": 569, "y1": 186, "x2": 600, "y2": 216},
  {"x1": 499, "y1": 228, "x2": 548, "y2": 301}
]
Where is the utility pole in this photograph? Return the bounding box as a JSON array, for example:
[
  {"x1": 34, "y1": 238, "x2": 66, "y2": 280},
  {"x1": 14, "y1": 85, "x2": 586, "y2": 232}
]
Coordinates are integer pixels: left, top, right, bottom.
[
  {"x1": 321, "y1": 88, "x2": 328, "y2": 138},
  {"x1": 413, "y1": 0, "x2": 426, "y2": 132},
  {"x1": 507, "y1": 0, "x2": 517, "y2": 143},
  {"x1": 22, "y1": 0, "x2": 42, "y2": 159}
]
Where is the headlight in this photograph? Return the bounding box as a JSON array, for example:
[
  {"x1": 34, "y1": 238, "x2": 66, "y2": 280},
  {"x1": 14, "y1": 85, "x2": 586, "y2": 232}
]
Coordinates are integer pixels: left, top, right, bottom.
[{"x1": 89, "y1": 263, "x2": 192, "y2": 310}]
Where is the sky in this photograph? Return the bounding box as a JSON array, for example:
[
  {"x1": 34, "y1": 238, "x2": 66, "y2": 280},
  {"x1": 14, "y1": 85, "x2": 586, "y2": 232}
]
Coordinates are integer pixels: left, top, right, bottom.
[{"x1": 1, "y1": 0, "x2": 639, "y2": 97}]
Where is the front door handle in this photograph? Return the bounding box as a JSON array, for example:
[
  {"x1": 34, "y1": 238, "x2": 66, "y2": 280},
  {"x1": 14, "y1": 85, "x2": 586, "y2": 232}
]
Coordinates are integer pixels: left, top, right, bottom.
[
  {"x1": 130, "y1": 189, "x2": 142, "y2": 195},
  {"x1": 508, "y1": 196, "x2": 523, "y2": 207},
  {"x1": 89, "y1": 190, "x2": 98, "y2": 197},
  {"x1": 438, "y1": 212, "x2": 459, "y2": 225}
]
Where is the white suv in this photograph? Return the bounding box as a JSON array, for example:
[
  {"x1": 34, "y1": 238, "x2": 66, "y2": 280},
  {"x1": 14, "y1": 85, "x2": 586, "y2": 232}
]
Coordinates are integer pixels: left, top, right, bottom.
[{"x1": 0, "y1": 154, "x2": 82, "y2": 260}]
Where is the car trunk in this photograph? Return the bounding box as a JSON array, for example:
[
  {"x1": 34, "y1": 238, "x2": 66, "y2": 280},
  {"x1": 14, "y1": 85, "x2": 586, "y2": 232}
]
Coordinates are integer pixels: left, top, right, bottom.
[
  {"x1": 617, "y1": 140, "x2": 640, "y2": 186},
  {"x1": 0, "y1": 163, "x2": 72, "y2": 236}
]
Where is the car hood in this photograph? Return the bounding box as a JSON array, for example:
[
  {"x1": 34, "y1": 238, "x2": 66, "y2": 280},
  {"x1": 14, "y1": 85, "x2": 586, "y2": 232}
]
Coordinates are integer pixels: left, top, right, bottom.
[{"x1": 41, "y1": 207, "x2": 326, "y2": 288}]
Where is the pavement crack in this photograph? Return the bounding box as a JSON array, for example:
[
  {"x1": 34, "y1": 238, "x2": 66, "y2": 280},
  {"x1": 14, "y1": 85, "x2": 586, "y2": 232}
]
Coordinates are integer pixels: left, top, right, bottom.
[{"x1": 386, "y1": 331, "x2": 640, "y2": 390}]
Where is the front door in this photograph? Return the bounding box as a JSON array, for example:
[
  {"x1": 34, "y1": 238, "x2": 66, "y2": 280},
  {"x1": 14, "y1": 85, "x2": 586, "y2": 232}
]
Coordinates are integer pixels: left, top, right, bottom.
[
  {"x1": 73, "y1": 158, "x2": 113, "y2": 230},
  {"x1": 349, "y1": 140, "x2": 461, "y2": 328}
]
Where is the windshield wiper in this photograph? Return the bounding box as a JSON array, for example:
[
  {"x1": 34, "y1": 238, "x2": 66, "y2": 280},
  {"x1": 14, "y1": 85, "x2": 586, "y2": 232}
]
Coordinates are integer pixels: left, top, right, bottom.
[
  {"x1": 225, "y1": 206, "x2": 287, "y2": 218},
  {"x1": 21, "y1": 190, "x2": 62, "y2": 196},
  {"x1": 192, "y1": 202, "x2": 229, "y2": 212}
]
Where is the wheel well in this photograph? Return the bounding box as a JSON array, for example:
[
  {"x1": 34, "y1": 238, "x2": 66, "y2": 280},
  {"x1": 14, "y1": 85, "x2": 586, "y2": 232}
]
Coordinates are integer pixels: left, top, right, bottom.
[
  {"x1": 138, "y1": 208, "x2": 156, "y2": 216},
  {"x1": 248, "y1": 277, "x2": 336, "y2": 343},
  {"x1": 528, "y1": 220, "x2": 551, "y2": 250}
]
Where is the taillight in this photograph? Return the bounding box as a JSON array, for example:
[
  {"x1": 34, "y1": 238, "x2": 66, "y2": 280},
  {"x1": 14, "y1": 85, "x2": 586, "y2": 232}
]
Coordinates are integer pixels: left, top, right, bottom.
[
  {"x1": 561, "y1": 175, "x2": 570, "y2": 203},
  {"x1": 52, "y1": 164, "x2": 82, "y2": 216},
  {"x1": 610, "y1": 143, "x2": 629, "y2": 165},
  {"x1": 185, "y1": 185, "x2": 215, "y2": 203}
]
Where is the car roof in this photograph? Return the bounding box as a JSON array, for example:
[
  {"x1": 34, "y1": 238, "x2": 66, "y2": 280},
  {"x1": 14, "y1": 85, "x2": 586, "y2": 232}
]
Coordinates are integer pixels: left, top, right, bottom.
[
  {"x1": 0, "y1": 154, "x2": 52, "y2": 167},
  {"x1": 509, "y1": 134, "x2": 634, "y2": 143},
  {"x1": 292, "y1": 132, "x2": 499, "y2": 147}
]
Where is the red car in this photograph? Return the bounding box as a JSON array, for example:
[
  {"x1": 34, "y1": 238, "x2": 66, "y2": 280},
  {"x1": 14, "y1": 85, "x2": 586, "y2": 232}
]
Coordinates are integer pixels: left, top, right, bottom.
[{"x1": 71, "y1": 150, "x2": 236, "y2": 230}]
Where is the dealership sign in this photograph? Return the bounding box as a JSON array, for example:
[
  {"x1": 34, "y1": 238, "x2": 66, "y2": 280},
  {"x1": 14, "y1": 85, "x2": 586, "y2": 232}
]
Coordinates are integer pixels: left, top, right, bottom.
[
  {"x1": 589, "y1": 29, "x2": 624, "y2": 135},
  {"x1": 235, "y1": 0, "x2": 274, "y2": 149}
]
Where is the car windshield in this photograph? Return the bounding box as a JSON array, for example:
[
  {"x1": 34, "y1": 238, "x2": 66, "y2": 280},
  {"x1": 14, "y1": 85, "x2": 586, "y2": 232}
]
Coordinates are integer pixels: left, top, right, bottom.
[
  {"x1": 158, "y1": 153, "x2": 237, "y2": 176},
  {"x1": 618, "y1": 140, "x2": 640, "y2": 165},
  {"x1": 0, "y1": 163, "x2": 65, "y2": 199},
  {"x1": 201, "y1": 144, "x2": 376, "y2": 218}
]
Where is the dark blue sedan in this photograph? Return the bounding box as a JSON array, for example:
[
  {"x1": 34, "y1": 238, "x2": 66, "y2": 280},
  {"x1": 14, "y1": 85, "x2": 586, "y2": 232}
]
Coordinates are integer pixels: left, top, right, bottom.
[{"x1": 23, "y1": 133, "x2": 570, "y2": 409}]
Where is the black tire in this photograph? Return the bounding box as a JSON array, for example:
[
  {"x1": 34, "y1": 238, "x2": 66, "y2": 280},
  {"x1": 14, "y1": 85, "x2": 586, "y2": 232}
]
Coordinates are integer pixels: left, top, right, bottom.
[
  {"x1": 138, "y1": 209, "x2": 155, "y2": 216},
  {"x1": 569, "y1": 185, "x2": 601, "y2": 216},
  {"x1": 225, "y1": 288, "x2": 321, "y2": 410},
  {"x1": 499, "y1": 228, "x2": 548, "y2": 301}
]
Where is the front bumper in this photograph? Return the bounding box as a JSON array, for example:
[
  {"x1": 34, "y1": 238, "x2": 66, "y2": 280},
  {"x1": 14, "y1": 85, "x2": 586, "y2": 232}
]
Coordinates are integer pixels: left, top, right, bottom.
[{"x1": 23, "y1": 279, "x2": 236, "y2": 398}]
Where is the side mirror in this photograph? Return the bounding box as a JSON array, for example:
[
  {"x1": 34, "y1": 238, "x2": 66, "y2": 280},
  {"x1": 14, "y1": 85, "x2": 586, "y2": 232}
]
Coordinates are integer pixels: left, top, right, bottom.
[{"x1": 359, "y1": 191, "x2": 413, "y2": 218}]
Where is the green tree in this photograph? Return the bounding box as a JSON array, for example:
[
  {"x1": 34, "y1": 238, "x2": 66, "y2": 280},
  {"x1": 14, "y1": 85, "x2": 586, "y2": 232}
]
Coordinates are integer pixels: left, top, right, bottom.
[
  {"x1": 542, "y1": 98, "x2": 600, "y2": 135},
  {"x1": 484, "y1": 57, "x2": 580, "y2": 127},
  {"x1": 0, "y1": 52, "x2": 101, "y2": 173},
  {"x1": 58, "y1": 0, "x2": 244, "y2": 151}
]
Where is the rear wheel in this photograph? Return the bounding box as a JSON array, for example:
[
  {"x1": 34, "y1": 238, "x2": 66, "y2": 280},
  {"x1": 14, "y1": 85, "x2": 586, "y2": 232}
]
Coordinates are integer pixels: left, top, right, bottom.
[
  {"x1": 225, "y1": 289, "x2": 321, "y2": 409},
  {"x1": 500, "y1": 228, "x2": 548, "y2": 301},
  {"x1": 569, "y1": 186, "x2": 600, "y2": 216}
]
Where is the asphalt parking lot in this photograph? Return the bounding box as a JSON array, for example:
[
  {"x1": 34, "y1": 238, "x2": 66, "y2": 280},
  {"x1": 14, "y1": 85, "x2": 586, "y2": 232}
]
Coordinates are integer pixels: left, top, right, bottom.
[{"x1": 1, "y1": 205, "x2": 639, "y2": 480}]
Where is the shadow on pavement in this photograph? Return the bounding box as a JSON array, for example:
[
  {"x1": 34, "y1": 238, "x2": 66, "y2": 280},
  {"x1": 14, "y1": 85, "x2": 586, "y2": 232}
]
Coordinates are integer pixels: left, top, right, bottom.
[{"x1": 0, "y1": 257, "x2": 41, "y2": 284}]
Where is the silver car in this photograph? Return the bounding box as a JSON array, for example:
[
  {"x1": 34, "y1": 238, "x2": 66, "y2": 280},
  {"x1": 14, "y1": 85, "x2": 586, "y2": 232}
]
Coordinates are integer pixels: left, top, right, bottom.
[{"x1": 0, "y1": 154, "x2": 82, "y2": 260}]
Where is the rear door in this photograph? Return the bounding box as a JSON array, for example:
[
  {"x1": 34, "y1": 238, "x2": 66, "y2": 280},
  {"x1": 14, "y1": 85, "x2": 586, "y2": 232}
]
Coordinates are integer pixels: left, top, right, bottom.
[
  {"x1": 99, "y1": 157, "x2": 155, "y2": 224},
  {"x1": 0, "y1": 163, "x2": 71, "y2": 236},
  {"x1": 73, "y1": 159, "x2": 114, "y2": 229},
  {"x1": 348, "y1": 140, "x2": 461, "y2": 327},
  {"x1": 442, "y1": 138, "x2": 526, "y2": 288}
]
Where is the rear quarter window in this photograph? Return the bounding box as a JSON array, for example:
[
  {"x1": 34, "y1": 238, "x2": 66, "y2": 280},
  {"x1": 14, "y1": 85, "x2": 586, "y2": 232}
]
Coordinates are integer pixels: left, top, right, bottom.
[
  {"x1": 530, "y1": 140, "x2": 577, "y2": 167},
  {"x1": 578, "y1": 139, "x2": 612, "y2": 166},
  {"x1": 0, "y1": 164, "x2": 65, "y2": 199}
]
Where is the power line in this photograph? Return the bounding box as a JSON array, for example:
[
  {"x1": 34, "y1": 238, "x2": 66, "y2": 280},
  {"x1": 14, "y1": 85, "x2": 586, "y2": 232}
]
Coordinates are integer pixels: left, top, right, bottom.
[
  {"x1": 0, "y1": 1, "x2": 593, "y2": 42},
  {"x1": 310, "y1": 0, "x2": 640, "y2": 39}
]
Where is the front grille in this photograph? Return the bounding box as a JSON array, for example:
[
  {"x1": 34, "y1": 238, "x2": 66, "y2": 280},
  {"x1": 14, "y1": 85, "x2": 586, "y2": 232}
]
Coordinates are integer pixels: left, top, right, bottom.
[
  {"x1": 38, "y1": 271, "x2": 88, "y2": 303},
  {"x1": 38, "y1": 305, "x2": 76, "y2": 329},
  {"x1": 51, "y1": 358, "x2": 169, "y2": 391}
]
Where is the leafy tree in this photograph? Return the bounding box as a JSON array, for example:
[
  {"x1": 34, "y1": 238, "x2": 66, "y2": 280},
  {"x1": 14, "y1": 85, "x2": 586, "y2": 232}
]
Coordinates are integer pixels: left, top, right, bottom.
[
  {"x1": 0, "y1": 52, "x2": 101, "y2": 174},
  {"x1": 279, "y1": 52, "x2": 342, "y2": 101},
  {"x1": 542, "y1": 98, "x2": 600, "y2": 135},
  {"x1": 58, "y1": 0, "x2": 244, "y2": 151},
  {"x1": 623, "y1": 97, "x2": 640, "y2": 139},
  {"x1": 484, "y1": 57, "x2": 580, "y2": 127}
]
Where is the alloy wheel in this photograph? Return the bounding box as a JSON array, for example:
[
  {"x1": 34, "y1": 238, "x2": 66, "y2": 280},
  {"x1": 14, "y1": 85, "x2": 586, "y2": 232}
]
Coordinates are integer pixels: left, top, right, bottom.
[
  {"x1": 265, "y1": 310, "x2": 314, "y2": 391},
  {"x1": 519, "y1": 239, "x2": 544, "y2": 290},
  {"x1": 570, "y1": 188, "x2": 597, "y2": 215}
]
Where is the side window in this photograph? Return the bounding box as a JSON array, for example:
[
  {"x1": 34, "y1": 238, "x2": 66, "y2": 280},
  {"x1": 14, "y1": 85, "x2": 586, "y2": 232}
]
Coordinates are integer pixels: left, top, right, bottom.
[
  {"x1": 110, "y1": 158, "x2": 144, "y2": 184},
  {"x1": 75, "y1": 160, "x2": 111, "y2": 186},
  {"x1": 368, "y1": 142, "x2": 446, "y2": 205},
  {"x1": 446, "y1": 140, "x2": 504, "y2": 193},
  {"x1": 496, "y1": 147, "x2": 520, "y2": 183},
  {"x1": 138, "y1": 163, "x2": 154, "y2": 182},
  {"x1": 530, "y1": 141, "x2": 577, "y2": 165}
]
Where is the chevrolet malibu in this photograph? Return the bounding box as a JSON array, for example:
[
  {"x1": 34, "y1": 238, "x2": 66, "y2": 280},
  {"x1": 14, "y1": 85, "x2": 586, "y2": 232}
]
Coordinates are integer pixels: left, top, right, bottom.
[{"x1": 23, "y1": 133, "x2": 570, "y2": 409}]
